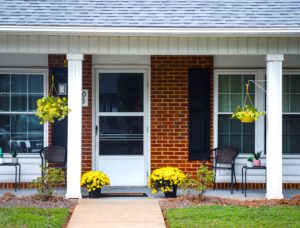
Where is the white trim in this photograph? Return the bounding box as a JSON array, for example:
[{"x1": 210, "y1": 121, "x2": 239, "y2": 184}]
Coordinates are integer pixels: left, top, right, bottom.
[
  {"x1": 0, "y1": 68, "x2": 48, "y2": 155},
  {"x1": 1, "y1": 26, "x2": 300, "y2": 37}
]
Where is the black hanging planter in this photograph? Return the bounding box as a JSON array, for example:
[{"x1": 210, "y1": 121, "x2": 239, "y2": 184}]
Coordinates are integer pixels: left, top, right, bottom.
[
  {"x1": 164, "y1": 185, "x2": 177, "y2": 198},
  {"x1": 88, "y1": 188, "x2": 101, "y2": 198}
]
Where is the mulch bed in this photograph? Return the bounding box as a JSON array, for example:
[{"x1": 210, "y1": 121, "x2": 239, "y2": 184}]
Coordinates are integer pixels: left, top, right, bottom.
[
  {"x1": 160, "y1": 194, "x2": 300, "y2": 211},
  {"x1": 0, "y1": 192, "x2": 77, "y2": 209}
]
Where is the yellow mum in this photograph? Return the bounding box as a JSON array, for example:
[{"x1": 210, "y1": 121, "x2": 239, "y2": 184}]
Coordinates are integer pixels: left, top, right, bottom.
[
  {"x1": 148, "y1": 167, "x2": 186, "y2": 194},
  {"x1": 81, "y1": 170, "x2": 110, "y2": 192}
]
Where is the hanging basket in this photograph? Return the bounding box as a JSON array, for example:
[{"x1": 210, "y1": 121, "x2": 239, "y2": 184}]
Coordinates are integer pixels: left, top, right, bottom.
[
  {"x1": 36, "y1": 75, "x2": 70, "y2": 124},
  {"x1": 240, "y1": 116, "x2": 254, "y2": 123},
  {"x1": 232, "y1": 83, "x2": 265, "y2": 123}
]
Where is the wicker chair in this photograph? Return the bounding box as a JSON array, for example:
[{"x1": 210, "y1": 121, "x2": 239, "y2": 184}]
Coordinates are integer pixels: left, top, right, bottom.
[
  {"x1": 212, "y1": 147, "x2": 239, "y2": 194},
  {"x1": 39, "y1": 146, "x2": 67, "y2": 183}
]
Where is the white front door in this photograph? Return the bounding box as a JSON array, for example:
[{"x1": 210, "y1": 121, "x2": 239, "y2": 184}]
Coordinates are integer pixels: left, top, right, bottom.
[{"x1": 96, "y1": 69, "x2": 148, "y2": 186}]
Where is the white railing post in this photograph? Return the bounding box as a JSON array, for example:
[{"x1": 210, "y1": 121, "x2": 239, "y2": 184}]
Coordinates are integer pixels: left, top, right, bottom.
[
  {"x1": 265, "y1": 54, "x2": 284, "y2": 199},
  {"x1": 66, "y1": 54, "x2": 84, "y2": 199}
]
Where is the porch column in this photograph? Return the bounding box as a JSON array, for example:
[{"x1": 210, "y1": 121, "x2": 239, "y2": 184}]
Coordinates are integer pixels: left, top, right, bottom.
[
  {"x1": 66, "y1": 54, "x2": 84, "y2": 199},
  {"x1": 265, "y1": 54, "x2": 284, "y2": 199}
]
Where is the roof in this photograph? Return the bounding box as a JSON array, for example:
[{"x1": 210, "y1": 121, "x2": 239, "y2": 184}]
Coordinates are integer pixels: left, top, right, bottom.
[{"x1": 0, "y1": 0, "x2": 299, "y2": 28}]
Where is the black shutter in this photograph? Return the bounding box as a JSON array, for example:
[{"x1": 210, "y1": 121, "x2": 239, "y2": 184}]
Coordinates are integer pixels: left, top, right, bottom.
[{"x1": 188, "y1": 68, "x2": 211, "y2": 160}]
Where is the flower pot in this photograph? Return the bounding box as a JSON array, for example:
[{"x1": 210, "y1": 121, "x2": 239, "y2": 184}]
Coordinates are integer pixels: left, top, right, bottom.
[
  {"x1": 11, "y1": 157, "x2": 18, "y2": 164},
  {"x1": 88, "y1": 188, "x2": 101, "y2": 198},
  {"x1": 0, "y1": 158, "x2": 3, "y2": 164},
  {"x1": 247, "y1": 161, "x2": 253, "y2": 168},
  {"x1": 164, "y1": 185, "x2": 177, "y2": 198},
  {"x1": 240, "y1": 116, "x2": 254, "y2": 123},
  {"x1": 253, "y1": 159, "x2": 261, "y2": 166}
]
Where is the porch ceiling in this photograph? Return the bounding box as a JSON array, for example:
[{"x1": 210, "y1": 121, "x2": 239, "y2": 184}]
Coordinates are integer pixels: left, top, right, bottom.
[{"x1": 0, "y1": 35, "x2": 300, "y2": 55}]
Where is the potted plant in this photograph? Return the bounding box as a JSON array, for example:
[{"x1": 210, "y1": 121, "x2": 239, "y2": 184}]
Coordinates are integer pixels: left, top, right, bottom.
[
  {"x1": 36, "y1": 75, "x2": 70, "y2": 124},
  {"x1": 148, "y1": 167, "x2": 186, "y2": 198},
  {"x1": 253, "y1": 151, "x2": 263, "y2": 166},
  {"x1": 0, "y1": 147, "x2": 3, "y2": 164},
  {"x1": 232, "y1": 105, "x2": 265, "y2": 123},
  {"x1": 232, "y1": 83, "x2": 265, "y2": 123},
  {"x1": 10, "y1": 150, "x2": 18, "y2": 164},
  {"x1": 81, "y1": 171, "x2": 110, "y2": 198},
  {"x1": 247, "y1": 156, "x2": 253, "y2": 167}
]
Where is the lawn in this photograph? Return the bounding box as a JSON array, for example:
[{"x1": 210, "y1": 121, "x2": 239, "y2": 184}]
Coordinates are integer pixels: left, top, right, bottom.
[
  {"x1": 165, "y1": 205, "x2": 300, "y2": 228},
  {"x1": 0, "y1": 207, "x2": 70, "y2": 228}
]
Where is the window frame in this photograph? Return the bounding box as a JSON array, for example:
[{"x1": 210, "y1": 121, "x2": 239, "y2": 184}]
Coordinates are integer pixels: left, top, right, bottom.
[
  {"x1": 214, "y1": 69, "x2": 265, "y2": 158},
  {"x1": 0, "y1": 68, "x2": 48, "y2": 156},
  {"x1": 282, "y1": 70, "x2": 300, "y2": 156},
  {"x1": 214, "y1": 69, "x2": 300, "y2": 158}
]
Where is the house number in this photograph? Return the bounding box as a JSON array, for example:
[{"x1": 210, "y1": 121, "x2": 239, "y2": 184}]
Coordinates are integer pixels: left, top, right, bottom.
[{"x1": 82, "y1": 89, "x2": 88, "y2": 107}]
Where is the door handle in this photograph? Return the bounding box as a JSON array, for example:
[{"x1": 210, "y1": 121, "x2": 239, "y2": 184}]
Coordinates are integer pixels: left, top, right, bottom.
[{"x1": 95, "y1": 125, "x2": 98, "y2": 135}]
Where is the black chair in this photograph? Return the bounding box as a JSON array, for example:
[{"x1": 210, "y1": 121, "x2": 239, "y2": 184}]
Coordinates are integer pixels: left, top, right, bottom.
[
  {"x1": 39, "y1": 146, "x2": 67, "y2": 183},
  {"x1": 212, "y1": 147, "x2": 239, "y2": 194}
]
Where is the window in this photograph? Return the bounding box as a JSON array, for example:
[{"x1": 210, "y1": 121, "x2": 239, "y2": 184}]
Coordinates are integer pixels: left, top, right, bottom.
[
  {"x1": 0, "y1": 73, "x2": 45, "y2": 153},
  {"x1": 283, "y1": 74, "x2": 300, "y2": 154},
  {"x1": 218, "y1": 74, "x2": 255, "y2": 153}
]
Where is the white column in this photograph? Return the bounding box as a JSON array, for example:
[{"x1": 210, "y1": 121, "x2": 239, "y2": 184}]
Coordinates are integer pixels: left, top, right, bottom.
[
  {"x1": 66, "y1": 54, "x2": 84, "y2": 199},
  {"x1": 265, "y1": 54, "x2": 284, "y2": 199}
]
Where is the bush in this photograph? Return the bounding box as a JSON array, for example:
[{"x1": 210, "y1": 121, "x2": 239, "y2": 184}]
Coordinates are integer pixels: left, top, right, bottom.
[
  {"x1": 31, "y1": 167, "x2": 65, "y2": 201},
  {"x1": 182, "y1": 164, "x2": 214, "y2": 199}
]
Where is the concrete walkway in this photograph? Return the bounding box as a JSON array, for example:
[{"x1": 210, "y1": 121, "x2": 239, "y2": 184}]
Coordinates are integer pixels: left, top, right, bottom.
[{"x1": 67, "y1": 199, "x2": 166, "y2": 228}]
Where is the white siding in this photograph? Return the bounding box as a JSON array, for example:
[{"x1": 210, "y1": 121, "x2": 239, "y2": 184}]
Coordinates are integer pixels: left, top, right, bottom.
[{"x1": 0, "y1": 35, "x2": 300, "y2": 55}]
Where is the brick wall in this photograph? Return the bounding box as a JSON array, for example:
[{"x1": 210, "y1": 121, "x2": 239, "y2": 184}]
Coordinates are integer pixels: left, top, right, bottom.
[
  {"x1": 48, "y1": 54, "x2": 92, "y2": 173},
  {"x1": 82, "y1": 55, "x2": 93, "y2": 173},
  {"x1": 151, "y1": 56, "x2": 214, "y2": 175}
]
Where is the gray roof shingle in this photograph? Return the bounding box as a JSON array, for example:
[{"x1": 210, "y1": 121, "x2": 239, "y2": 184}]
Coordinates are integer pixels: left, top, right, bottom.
[{"x1": 0, "y1": 0, "x2": 299, "y2": 28}]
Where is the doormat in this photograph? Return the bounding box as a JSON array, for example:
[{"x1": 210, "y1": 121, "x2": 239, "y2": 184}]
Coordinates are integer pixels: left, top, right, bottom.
[{"x1": 100, "y1": 192, "x2": 148, "y2": 197}]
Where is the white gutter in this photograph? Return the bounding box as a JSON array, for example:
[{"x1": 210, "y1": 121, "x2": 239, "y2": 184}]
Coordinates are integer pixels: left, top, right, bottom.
[{"x1": 0, "y1": 26, "x2": 300, "y2": 37}]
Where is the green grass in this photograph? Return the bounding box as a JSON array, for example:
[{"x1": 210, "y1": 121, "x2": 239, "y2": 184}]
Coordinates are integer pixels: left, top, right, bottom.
[
  {"x1": 0, "y1": 207, "x2": 70, "y2": 228},
  {"x1": 165, "y1": 205, "x2": 300, "y2": 228}
]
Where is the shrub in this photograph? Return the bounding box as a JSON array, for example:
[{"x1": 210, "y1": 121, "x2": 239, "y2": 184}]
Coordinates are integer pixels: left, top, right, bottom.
[
  {"x1": 182, "y1": 164, "x2": 214, "y2": 199},
  {"x1": 31, "y1": 167, "x2": 65, "y2": 201}
]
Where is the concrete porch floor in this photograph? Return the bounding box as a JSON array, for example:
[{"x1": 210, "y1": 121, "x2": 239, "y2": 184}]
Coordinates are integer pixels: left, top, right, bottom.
[{"x1": 0, "y1": 186, "x2": 299, "y2": 200}]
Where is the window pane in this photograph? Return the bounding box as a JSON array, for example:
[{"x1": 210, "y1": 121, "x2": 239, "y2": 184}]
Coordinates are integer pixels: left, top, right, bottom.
[
  {"x1": 218, "y1": 115, "x2": 230, "y2": 133},
  {"x1": 0, "y1": 94, "x2": 9, "y2": 111},
  {"x1": 218, "y1": 94, "x2": 229, "y2": 112},
  {"x1": 11, "y1": 74, "x2": 27, "y2": 93},
  {"x1": 28, "y1": 74, "x2": 43, "y2": 93},
  {"x1": 283, "y1": 94, "x2": 289, "y2": 112},
  {"x1": 0, "y1": 74, "x2": 10, "y2": 92},
  {"x1": 282, "y1": 75, "x2": 289, "y2": 93},
  {"x1": 290, "y1": 75, "x2": 300, "y2": 93},
  {"x1": 230, "y1": 94, "x2": 242, "y2": 112},
  {"x1": 11, "y1": 94, "x2": 27, "y2": 111},
  {"x1": 230, "y1": 135, "x2": 242, "y2": 153},
  {"x1": 28, "y1": 94, "x2": 42, "y2": 111},
  {"x1": 0, "y1": 114, "x2": 42, "y2": 153},
  {"x1": 218, "y1": 135, "x2": 229, "y2": 147},
  {"x1": 243, "y1": 135, "x2": 255, "y2": 154},
  {"x1": 290, "y1": 95, "x2": 300, "y2": 112},
  {"x1": 218, "y1": 115, "x2": 254, "y2": 153},
  {"x1": 99, "y1": 116, "x2": 143, "y2": 155},
  {"x1": 0, "y1": 115, "x2": 10, "y2": 153},
  {"x1": 219, "y1": 75, "x2": 229, "y2": 93},
  {"x1": 230, "y1": 119, "x2": 242, "y2": 134},
  {"x1": 230, "y1": 75, "x2": 242, "y2": 93},
  {"x1": 99, "y1": 73, "x2": 143, "y2": 112},
  {"x1": 283, "y1": 115, "x2": 300, "y2": 154}
]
